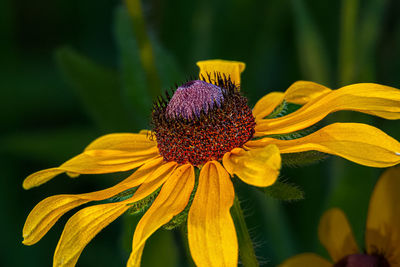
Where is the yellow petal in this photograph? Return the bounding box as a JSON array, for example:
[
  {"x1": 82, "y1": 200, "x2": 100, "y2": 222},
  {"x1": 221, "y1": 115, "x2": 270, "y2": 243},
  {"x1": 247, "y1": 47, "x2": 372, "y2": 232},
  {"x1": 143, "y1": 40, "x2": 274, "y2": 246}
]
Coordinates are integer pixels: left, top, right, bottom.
[
  {"x1": 84, "y1": 149, "x2": 158, "y2": 164},
  {"x1": 84, "y1": 132, "x2": 156, "y2": 151},
  {"x1": 130, "y1": 161, "x2": 178, "y2": 202},
  {"x1": 318, "y1": 208, "x2": 359, "y2": 262},
  {"x1": 252, "y1": 81, "x2": 331, "y2": 121},
  {"x1": 52, "y1": 162, "x2": 173, "y2": 267},
  {"x1": 53, "y1": 203, "x2": 129, "y2": 267},
  {"x1": 127, "y1": 164, "x2": 195, "y2": 267},
  {"x1": 197, "y1": 60, "x2": 245, "y2": 85},
  {"x1": 366, "y1": 166, "x2": 400, "y2": 263},
  {"x1": 66, "y1": 172, "x2": 79, "y2": 178},
  {"x1": 22, "y1": 157, "x2": 164, "y2": 245},
  {"x1": 257, "y1": 123, "x2": 400, "y2": 168},
  {"x1": 23, "y1": 195, "x2": 89, "y2": 246},
  {"x1": 113, "y1": 156, "x2": 165, "y2": 189},
  {"x1": 223, "y1": 145, "x2": 281, "y2": 187},
  {"x1": 284, "y1": 81, "x2": 332, "y2": 105},
  {"x1": 127, "y1": 245, "x2": 144, "y2": 267},
  {"x1": 188, "y1": 161, "x2": 238, "y2": 267},
  {"x1": 255, "y1": 83, "x2": 400, "y2": 136},
  {"x1": 279, "y1": 253, "x2": 332, "y2": 267},
  {"x1": 23, "y1": 149, "x2": 159, "y2": 189},
  {"x1": 67, "y1": 132, "x2": 156, "y2": 179},
  {"x1": 22, "y1": 168, "x2": 65, "y2": 190},
  {"x1": 252, "y1": 92, "x2": 285, "y2": 120}
]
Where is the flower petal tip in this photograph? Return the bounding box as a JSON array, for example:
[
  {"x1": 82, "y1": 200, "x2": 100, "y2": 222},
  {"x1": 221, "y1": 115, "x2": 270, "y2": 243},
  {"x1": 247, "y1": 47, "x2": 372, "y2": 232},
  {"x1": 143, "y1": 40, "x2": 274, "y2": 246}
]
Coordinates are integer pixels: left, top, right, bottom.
[
  {"x1": 22, "y1": 238, "x2": 31, "y2": 246},
  {"x1": 196, "y1": 59, "x2": 246, "y2": 85},
  {"x1": 66, "y1": 172, "x2": 80, "y2": 178},
  {"x1": 22, "y1": 230, "x2": 36, "y2": 246},
  {"x1": 22, "y1": 182, "x2": 30, "y2": 190},
  {"x1": 22, "y1": 180, "x2": 35, "y2": 190},
  {"x1": 22, "y1": 168, "x2": 64, "y2": 190}
]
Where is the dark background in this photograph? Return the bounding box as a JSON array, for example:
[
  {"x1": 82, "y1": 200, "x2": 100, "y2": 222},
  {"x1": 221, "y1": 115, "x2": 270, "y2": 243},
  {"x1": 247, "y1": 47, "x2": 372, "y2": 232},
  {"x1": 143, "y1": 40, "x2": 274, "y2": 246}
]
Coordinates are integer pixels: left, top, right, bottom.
[{"x1": 1, "y1": 0, "x2": 400, "y2": 266}]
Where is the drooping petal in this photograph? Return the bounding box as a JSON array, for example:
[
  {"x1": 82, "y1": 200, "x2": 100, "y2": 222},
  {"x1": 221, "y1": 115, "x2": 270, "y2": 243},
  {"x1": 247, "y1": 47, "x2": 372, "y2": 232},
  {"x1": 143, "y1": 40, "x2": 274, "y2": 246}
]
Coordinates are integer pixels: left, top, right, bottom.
[
  {"x1": 255, "y1": 83, "x2": 400, "y2": 136},
  {"x1": 366, "y1": 166, "x2": 400, "y2": 264},
  {"x1": 53, "y1": 203, "x2": 129, "y2": 267},
  {"x1": 252, "y1": 92, "x2": 285, "y2": 120},
  {"x1": 223, "y1": 145, "x2": 281, "y2": 187},
  {"x1": 197, "y1": 60, "x2": 245, "y2": 85},
  {"x1": 22, "y1": 157, "x2": 164, "y2": 245},
  {"x1": 318, "y1": 208, "x2": 359, "y2": 262},
  {"x1": 23, "y1": 168, "x2": 65, "y2": 190},
  {"x1": 284, "y1": 80, "x2": 332, "y2": 105},
  {"x1": 52, "y1": 161, "x2": 181, "y2": 267},
  {"x1": 23, "y1": 149, "x2": 159, "y2": 189},
  {"x1": 188, "y1": 161, "x2": 238, "y2": 267},
  {"x1": 127, "y1": 164, "x2": 195, "y2": 267},
  {"x1": 279, "y1": 253, "x2": 332, "y2": 267},
  {"x1": 252, "y1": 81, "x2": 332, "y2": 121},
  {"x1": 23, "y1": 195, "x2": 89, "y2": 246},
  {"x1": 84, "y1": 132, "x2": 156, "y2": 152},
  {"x1": 250, "y1": 123, "x2": 400, "y2": 168}
]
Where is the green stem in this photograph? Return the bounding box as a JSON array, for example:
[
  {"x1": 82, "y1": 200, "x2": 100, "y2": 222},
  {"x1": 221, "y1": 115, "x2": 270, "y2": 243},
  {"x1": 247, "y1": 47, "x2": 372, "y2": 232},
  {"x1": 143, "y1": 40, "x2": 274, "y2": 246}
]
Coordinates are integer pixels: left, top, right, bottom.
[{"x1": 231, "y1": 197, "x2": 259, "y2": 267}]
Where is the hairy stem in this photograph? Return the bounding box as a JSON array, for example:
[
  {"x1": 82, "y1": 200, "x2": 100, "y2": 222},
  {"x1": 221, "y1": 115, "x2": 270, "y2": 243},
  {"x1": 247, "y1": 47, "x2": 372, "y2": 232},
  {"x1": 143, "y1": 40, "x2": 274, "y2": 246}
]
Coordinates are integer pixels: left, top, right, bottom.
[{"x1": 231, "y1": 196, "x2": 259, "y2": 267}]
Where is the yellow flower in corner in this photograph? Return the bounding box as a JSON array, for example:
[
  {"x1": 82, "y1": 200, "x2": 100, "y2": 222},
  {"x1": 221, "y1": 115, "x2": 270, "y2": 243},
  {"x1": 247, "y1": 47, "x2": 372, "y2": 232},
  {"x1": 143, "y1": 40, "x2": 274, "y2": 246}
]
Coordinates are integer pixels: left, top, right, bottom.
[
  {"x1": 279, "y1": 166, "x2": 400, "y2": 267},
  {"x1": 22, "y1": 59, "x2": 400, "y2": 267}
]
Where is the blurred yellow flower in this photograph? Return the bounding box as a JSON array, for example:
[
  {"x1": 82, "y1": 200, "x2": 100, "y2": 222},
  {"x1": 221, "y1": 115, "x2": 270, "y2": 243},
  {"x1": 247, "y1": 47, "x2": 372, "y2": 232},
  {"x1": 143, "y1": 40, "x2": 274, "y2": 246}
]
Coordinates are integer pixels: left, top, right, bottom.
[
  {"x1": 22, "y1": 59, "x2": 400, "y2": 267},
  {"x1": 279, "y1": 166, "x2": 400, "y2": 267}
]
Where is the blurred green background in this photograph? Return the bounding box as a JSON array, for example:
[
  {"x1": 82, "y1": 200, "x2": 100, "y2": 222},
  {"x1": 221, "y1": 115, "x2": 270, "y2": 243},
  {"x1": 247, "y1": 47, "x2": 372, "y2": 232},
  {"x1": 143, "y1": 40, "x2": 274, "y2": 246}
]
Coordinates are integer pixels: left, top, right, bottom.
[{"x1": 2, "y1": 0, "x2": 400, "y2": 266}]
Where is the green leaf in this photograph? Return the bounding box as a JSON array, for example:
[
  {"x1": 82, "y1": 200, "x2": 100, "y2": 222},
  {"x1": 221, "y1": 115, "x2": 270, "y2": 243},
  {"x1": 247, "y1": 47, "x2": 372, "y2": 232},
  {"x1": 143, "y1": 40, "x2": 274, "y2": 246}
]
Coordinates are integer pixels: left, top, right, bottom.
[
  {"x1": 281, "y1": 151, "x2": 328, "y2": 167},
  {"x1": 265, "y1": 101, "x2": 302, "y2": 119},
  {"x1": 264, "y1": 122, "x2": 320, "y2": 141},
  {"x1": 55, "y1": 46, "x2": 136, "y2": 131},
  {"x1": 152, "y1": 39, "x2": 185, "y2": 89},
  {"x1": 127, "y1": 188, "x2": 160, "y2": 215},
  {"x1": 263, "y1": 181, "x2": 305, "y2": 201},
  {"x1": 114, "y1": 6, "x2": 152, "y2": 128}
]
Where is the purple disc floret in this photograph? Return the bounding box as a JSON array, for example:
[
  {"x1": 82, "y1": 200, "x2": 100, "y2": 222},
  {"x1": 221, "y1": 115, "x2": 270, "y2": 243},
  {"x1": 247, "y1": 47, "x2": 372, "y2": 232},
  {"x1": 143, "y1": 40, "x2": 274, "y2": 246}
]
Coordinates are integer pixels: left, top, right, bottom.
[{"x1": 166, "y1": 80, "x2": 224, "y2": 119}]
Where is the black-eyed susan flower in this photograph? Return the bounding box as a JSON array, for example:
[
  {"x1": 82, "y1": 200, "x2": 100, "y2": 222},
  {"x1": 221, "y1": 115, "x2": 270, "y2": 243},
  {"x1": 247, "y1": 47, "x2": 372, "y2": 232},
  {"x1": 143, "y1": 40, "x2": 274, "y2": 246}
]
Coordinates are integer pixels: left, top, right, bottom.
[
  {"x1": 279, "y1": 166, "x2": 400, "y2": 267},
  {"x1": 22, "y1": 60, "x2": 400, "y2": 267}
]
